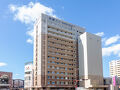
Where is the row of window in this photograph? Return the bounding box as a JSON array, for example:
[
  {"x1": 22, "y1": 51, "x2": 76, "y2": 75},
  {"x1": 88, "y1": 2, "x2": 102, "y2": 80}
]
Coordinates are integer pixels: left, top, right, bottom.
[
  {"x1": 47, "y1": 81, "x2": 73, "y2": 85},
  {"x1": 48, "y1": 66, "x2": 67, "y2": 69},
  {"x1": 48, "y1": 51, "x2": 73, "y2": 57},
  {"x1": 48, "y1": 65, "x2": 73, "y2": 70},
  {"x1": 48, "y1": 19, "x2": 74, "y2": 33},
  {"x1": 25, "y1": 72, "x2": 32, "y2": 74},
  {"x1": 48, "y1": 20, "x2": 82, "y2": 36},
  {"x1": 48, "y1": 56, "x2": 75, "y2": 62},
  {"x1": 48, "y1": 41, "x2": 73, "y2": 49},
  {"x1": 48, "y1": 60, "x2": 75, "y2": 66},
  {"x1": 48, "y1": 27, "x2": 73, "y2": 36},
  {"x1": 48, "y1": 56, "x2": 63, "y2": 60},
  {"x1": 47, "y1": 76, "x2": 73, "y2": 80},
  {"x1": 47, "y1": 71, "x2": 74, "y2": 75},
  {"x1": 48, "y1": 46, "x2": 74, "y2": 53},
  {"x1": 48, "y1": 30, "x2": 73, "y2": 39},
  {"x1": 25, "y1": 76, "x2": 31, "y2": 80},
  {"x1": 48, "y1": 36, "x2": 73, "y2": 44}
]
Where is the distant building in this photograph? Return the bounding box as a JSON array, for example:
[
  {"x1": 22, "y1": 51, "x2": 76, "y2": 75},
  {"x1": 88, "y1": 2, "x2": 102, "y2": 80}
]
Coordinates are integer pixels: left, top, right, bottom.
[
  {"x1": 12, "y1": 79, "x2": 24, "y2": 90},
  {"x1": 104, "y1": 77, "x2": 112, "y2": 85},
  {"x1": 109, "y1": 60, "x2": 120, "y2": 77},
  {"x1": 104, "y1": 77, "x2": 120, "y2": 90},
  {"x1": 0, "y1": 71, "x2": 12, "y2": 90},
  {"x1": 24, "y1": 62, "x2": 33, "y2": 90}
]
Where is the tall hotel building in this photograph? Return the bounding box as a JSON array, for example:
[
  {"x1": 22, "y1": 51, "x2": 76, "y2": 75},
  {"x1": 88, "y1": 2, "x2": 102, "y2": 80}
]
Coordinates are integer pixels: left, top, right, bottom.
[
  {"x1": 109, "y1": 60, "x2": 120, "y2": 77},
  {"x1": 33, "y1": 14, "x2": 104, "y2": 90}
]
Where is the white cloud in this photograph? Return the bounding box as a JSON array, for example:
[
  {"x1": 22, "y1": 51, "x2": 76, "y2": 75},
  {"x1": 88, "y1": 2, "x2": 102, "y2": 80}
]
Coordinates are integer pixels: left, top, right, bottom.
[
  {"x1": 95, "y1": 32, "x2": 104, "y2": 37},
  {"x1": 27, "y1": 38, "x2": 33, "y2": 44},
  {"x1": 9, "y1": 2, "x2": 56, "y2": 24},
  {"x1": 9, "y1": 2, "x2": 57, "y2": 44},
  {"x1": 26, "y1": 29, "x2": 34, "y2": 38},
  {"x1": 105, "y1": 35, "x2": 120, "y2": 46},
  {"x1": 15, "y1": 74, "x2": 20, "y2": 76},
  {"x1": 102, "y1": 37, "x2": 107, "y2": 42},
  {"x1": 102, "y1": 44, "x2": 120, "y2": 57},
  {"x1": 0, "y1": 62, "x2": 7, "y2": 67}
]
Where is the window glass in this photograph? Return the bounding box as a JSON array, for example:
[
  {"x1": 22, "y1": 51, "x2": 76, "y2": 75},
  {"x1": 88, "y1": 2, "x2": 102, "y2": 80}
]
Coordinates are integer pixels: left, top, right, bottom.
[
  {"x1": 48, "y1": 76, "x2": 50, "y2": 79},
  {"x1": 48, "y1": 82, "x2": 50, "y2": 84},
  {"x1": 52, "y1": 82, "x2": 55, "y2": 84}
]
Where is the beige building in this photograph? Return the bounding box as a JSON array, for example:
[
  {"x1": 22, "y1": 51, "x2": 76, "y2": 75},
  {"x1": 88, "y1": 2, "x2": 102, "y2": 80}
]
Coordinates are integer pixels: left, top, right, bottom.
[
  {"x1": 109, "y1": 60, "x2": 120, "y2": 77},
  {"x1": 78, "y1": 32, "x2": 104, "y2": 89},
  {"x1": 33, "y1": 13, "x2": 104, "y2": 90}
]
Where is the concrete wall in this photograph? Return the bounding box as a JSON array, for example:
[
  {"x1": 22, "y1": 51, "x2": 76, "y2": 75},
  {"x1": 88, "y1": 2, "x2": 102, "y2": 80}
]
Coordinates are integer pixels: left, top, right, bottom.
[
  {"x1": 24, "y1": 62, "x2": 33, "y2": 89},
  {"x1": 78, "y1": 32, "x2": 103, "y2": 88}
]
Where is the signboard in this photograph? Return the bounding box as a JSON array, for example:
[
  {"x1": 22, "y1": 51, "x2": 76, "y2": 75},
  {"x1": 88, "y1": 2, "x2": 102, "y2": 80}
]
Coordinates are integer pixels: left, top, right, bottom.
[
  {"x1": 112, "y1": 76, "x2": 116, "y2": 86},
  {"x1": 25, "y1": 64, "x2": 32, "y2": 72}
]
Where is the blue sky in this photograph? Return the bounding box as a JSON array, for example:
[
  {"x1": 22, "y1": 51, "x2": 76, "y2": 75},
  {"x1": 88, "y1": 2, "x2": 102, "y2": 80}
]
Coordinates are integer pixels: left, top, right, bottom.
[{"x1": 0, "y1": 0, "x2": 120, "y2": 79}]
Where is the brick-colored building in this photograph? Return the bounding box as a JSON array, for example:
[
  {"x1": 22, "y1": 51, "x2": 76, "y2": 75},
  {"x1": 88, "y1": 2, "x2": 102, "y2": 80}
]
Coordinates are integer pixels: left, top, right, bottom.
[
  {"x1": 32, "y1": 14, "x2": 104, "y2": 90},
  {"x1": 33, "y1": 14, "x2": 85, "y2": 90},
  {"x1": 0, "y1": 71, "x2": 12, "y2": 90}
]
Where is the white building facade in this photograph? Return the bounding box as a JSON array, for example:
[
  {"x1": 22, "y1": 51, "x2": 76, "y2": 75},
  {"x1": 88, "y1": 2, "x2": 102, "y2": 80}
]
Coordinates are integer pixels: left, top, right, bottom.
[
  {"x1": 109, "y1": 60, "x2": 120, "y2": 77},
  {"x1": 78, "y1": 32, "x2": 104, "y2": 89},
  {"x1": 24, "y1": 62, "x2": 33, "y2": 90}
]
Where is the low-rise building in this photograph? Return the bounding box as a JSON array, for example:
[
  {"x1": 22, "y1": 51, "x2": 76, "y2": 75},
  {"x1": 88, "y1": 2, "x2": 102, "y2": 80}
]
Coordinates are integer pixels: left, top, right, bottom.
[
  {"x1": 12, "y1": 79, "x2": 24, "y2": 90},
  {"x1": 104, "y1": 77, "x2": 120, "y2": 90},
  {"x1": 24, "y1": 61, "x2": 33, "y2": 90},
  {"x1": 0, "y1": 71, "x2": 12, "y2": 90}
]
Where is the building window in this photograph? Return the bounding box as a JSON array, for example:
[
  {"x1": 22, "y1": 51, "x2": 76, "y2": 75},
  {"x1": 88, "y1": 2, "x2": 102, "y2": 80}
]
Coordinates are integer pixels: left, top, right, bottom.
[
  {"x1": 65, "y1": 77, "x2": 68, "y2": 80},
  {"x1": 61, "y1": 77, "x2": 64, "y2": 79},
  {"x1": 61, "y1": 81, "x2": 64, "y2": 85},
  {"x1": 48, "y1": 71, "x2": 50, "y2": 74},
  {"x1": 48, "y1": 76, "x2": 50, "y2": 79},
  {"x1": 57, "y1": 81, "x2": 59, "y2": 85},
  {"x1": 48, "y1": 81, "x2": 50, "y2": 84},
  {"x1": 69, "y1": 68, "x2": 72, "y2": 70},
  {"x1": 52, "y1": 57, "x2": 55, "y2": 59},
  {"x1": 61, "y1": 63, "x2": 63, "y2": 65},
  {"x1": 57, "y1": 76, "x2": 59, "y2": 79},
  {"x1": 48, "y1": 61, "x2": 50, "y2": 63},
  {"x1": 48, "y1": 66, "x2": 50, "y2": 68},
  {"x1": 61, "y1": 58, "x2": 63, "y2": 60},
  {"x1": 52, "y1": 71, "x2": 55, "y2": 74},
  {"x1": 65, "y1": 82, "x2": 68, "y2": 85},
  {"x1": 52, "y1": 66, "x2": 55, "y2": 69},
  {"x1": 57, "y1": 72, "x2": 59, "y2": 74},
  {"x1": 61, "y1": 72, "x2": 64, "y2": 74},
  {"x1": 57, "y1": 67, "x2": 59, "y2": 69},
  {"x1": 52, "y1": 76, "x2": 55, "y2": 79},
  {"x1": 52, "y1": 81, "x2": 55, "y2": 84},
  {"x1": 52, "y1": 61, "x2": 55, "y2": 63}
]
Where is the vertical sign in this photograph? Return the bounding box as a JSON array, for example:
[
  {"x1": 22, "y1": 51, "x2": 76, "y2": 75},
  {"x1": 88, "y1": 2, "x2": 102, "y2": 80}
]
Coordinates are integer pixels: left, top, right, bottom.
[{"x1": 113, "y1": 76, "x2": 116, "y2": 86}]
